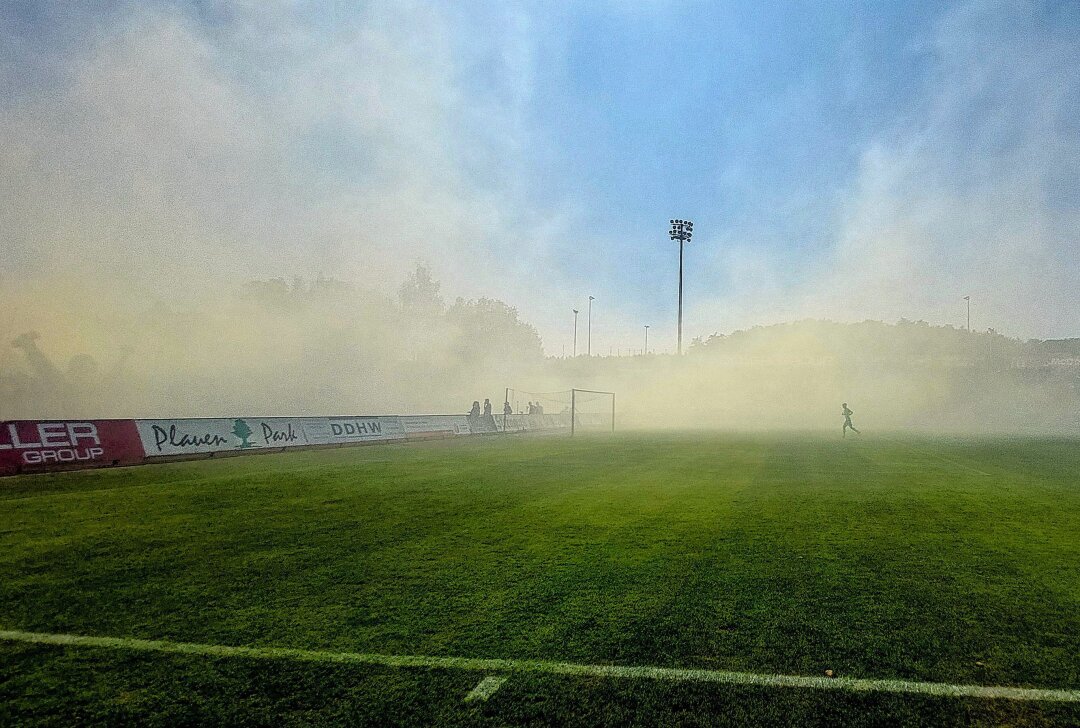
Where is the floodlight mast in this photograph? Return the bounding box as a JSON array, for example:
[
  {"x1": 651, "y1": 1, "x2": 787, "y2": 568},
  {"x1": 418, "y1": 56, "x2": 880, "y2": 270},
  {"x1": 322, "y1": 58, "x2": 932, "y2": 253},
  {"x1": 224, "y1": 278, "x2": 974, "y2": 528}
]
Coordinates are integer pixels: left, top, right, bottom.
[
  {"x1": 588, "y1": 296, "x2": 595, "y2": 356},
  {"x1": 669, "y1": 219, "x2": 694, "y2": 355},
  {"x1": 572, "y1": 309, "x2": 579, "y2": 357}
]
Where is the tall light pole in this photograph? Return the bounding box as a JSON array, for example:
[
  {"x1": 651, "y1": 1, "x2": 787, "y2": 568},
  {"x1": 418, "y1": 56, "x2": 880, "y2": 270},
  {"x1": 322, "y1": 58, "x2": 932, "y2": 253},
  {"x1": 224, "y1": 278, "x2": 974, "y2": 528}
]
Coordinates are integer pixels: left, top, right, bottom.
[
  {"x1": 963, "y1": 295, "x2": 971, "y2": 332},
  {"x1": 669, "y1": 219, "x2": 693, "y2": 355},
  {"x1": 587, "y1": 296, "x2": 595, "y2": 356},
  {"x1": 572, "y1": 309, "x2": 579, "y2": 357},
  {"x1": 644, "y1": 325, "x2": 649, "y2": 355}
]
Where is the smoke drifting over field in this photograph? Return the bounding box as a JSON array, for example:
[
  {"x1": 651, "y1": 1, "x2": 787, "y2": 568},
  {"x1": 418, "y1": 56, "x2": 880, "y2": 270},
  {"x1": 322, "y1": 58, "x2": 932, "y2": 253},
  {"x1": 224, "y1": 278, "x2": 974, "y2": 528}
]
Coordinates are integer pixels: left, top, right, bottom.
[
  {"x1": 1, "y1": 2, "x2": 1078, "y2": 433},
  {"x1": 551, "y1": 324, "x2": 1080, "y2": 435},
  {"x1": 0, "y1": 269, "x2": 545, "y2": 418},
  {"x1": 4, "y1": 272, "x2": 1078, "y2": 435}
]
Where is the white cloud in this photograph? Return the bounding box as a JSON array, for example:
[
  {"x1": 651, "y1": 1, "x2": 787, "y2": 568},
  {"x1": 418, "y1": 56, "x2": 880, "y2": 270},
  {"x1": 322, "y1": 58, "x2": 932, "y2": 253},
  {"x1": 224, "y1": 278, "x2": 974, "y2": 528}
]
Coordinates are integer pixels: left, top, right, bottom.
[{"x1": 0, "y1": 1, "x2": 560, "y2": 304}]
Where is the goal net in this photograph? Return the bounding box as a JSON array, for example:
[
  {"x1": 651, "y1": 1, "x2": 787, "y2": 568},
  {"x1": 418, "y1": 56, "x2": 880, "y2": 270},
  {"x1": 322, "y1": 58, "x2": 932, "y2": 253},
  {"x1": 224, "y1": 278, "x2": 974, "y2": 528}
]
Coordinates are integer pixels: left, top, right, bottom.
[
  {"x1": 568, "y1": 389, "x2": 615, "y2": 434},
  {"x1": 501, "y1": 388, "x2": 615, "y2": 434}
]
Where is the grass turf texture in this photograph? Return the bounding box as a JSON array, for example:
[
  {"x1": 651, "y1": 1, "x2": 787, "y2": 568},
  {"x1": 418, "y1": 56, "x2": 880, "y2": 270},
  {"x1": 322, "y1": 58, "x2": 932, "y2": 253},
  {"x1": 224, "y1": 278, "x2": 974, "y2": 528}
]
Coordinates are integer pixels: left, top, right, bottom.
[{"x1": 1, "y1": 433, "x2": 1078, "y2": 726}]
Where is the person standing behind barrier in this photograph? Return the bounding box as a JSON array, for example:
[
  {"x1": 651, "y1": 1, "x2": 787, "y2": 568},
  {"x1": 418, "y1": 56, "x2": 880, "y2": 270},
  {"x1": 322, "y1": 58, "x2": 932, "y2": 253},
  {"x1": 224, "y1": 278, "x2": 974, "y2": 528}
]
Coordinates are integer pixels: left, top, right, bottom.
[
  {"x1": 481, "y1": 398, "x2": 497, "y2": 430},
  {"x1": 503, "y1": 401, "x2": 513, "y2": 417},
  {"x1": 469, "y1": 400, "x2": 481, "y2": 420}
]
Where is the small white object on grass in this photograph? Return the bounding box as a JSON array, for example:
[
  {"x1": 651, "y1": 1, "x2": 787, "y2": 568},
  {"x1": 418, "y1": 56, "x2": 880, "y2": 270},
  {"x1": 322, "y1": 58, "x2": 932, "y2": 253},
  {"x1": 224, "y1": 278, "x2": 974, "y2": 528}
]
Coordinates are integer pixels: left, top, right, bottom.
[{"x1": 464, "y1": 675, "x2": 508, "y2": 703}]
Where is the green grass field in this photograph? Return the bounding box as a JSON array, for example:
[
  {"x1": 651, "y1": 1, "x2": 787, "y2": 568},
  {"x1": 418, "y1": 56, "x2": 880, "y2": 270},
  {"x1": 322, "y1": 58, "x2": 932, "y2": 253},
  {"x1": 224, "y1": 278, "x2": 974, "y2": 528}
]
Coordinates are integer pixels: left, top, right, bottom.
[{"x1": 1, "y1": 433, "x2": 1078, "y2": 726}]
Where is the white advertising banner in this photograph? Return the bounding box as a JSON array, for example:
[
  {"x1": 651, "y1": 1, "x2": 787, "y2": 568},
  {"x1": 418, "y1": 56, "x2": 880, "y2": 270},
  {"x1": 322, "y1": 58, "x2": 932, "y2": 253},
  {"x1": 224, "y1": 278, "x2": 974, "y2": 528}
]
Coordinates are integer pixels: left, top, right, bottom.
[
  {"x1": 499, "y1": 414, "x2": 571, "y2": 432},
  {"x1": 134, "y1": 410, "x2": 573, "y2": 460},
  {"x1": 301, "y1": 416, "x2": 406, "y2": 444},
  {"x1": 400, "y1": 415, "x2": 472, "y2": 436},
  {"x1": 137, "y1": 418, "x2": 308, "y2": 456}
]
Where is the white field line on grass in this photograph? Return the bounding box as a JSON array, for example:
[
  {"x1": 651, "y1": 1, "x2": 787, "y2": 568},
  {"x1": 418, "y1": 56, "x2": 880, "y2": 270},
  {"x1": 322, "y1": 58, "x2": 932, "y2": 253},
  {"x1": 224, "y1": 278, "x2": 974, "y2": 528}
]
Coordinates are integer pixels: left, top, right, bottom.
[
  {"x1": 876, "y1": 435, "x2": 995, "y2": 478},
  {"x1": 3, "y1": 629, "x2": 1079, "y2": 703}
]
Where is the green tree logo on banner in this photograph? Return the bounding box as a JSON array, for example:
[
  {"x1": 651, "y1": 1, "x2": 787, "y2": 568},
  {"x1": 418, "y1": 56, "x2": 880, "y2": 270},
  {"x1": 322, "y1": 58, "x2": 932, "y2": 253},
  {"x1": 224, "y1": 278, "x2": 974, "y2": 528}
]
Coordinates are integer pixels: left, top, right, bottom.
[{"x1": 232, "y1": 419, "x2": 255, "y2": 448}]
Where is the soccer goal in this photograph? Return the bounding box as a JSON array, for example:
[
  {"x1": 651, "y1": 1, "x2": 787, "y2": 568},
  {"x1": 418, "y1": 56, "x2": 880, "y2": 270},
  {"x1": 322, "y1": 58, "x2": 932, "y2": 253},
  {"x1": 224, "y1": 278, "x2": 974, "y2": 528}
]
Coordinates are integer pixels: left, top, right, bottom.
[{"x1": 501, "y1": 388, "x2": 615, "y2": 435}]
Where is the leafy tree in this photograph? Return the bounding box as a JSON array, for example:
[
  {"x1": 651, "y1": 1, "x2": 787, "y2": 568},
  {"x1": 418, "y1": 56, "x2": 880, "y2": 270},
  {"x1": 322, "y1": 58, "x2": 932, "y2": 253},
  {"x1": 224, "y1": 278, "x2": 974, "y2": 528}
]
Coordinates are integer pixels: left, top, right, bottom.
[
  {"x1": 398, "y1": 263, "x2": 444, "y2": 318},
  {"x1": 446, "y1": 297, "x2": 544, "y2": 365}
]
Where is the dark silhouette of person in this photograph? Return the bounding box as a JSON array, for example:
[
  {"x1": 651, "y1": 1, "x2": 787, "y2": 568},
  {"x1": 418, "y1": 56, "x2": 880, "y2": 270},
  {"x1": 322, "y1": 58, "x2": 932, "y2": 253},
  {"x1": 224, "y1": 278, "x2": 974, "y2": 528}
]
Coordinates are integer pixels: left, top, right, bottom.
[
  {"x1": 503, "y1": 401, "x2": 513, "y2": 416},
  {"x1": 479, "y1": 398, "x2": 497, "y2": 430},
  {"x1": 536, "y1": 402, "x2": 544, "y2": 415},
  {"x1": 469, "y1": 400, "x2": 481, "y2": 419},
  {"x1": 842, "y1": 403, "x2": 860, "y2": 437}
]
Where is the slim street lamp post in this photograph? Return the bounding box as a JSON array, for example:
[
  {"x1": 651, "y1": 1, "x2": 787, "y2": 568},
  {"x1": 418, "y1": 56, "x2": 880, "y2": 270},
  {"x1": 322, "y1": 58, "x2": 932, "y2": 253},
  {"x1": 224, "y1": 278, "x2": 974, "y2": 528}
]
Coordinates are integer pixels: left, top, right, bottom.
[
  {"x1": 644, "y1": 325, "x2": 649, "y2": 355},
  {"x1": 572, "y1": 309, "x2": 579, "y2": 357},
  {"x1": 669, "y1": 219, "x2": 694, "y2": 355},
  {"x1": 963, "y1": 295, "x2": 971, "y2": 332},
  {"x1": 588, "y1": 296, "x2": 595, "y2": 356}
]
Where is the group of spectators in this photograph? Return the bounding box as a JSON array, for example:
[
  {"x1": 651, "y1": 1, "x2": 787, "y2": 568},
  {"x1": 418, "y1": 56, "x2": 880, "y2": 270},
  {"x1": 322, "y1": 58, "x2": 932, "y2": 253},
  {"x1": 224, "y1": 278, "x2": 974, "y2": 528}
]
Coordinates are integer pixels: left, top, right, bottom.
[
  {"x1": 467, "y1": 399, "x2": 501, "y2": 431},
  {"x1": 467, "y1": 398, "x2": 546, "y2": 422},
  {"x1": 468, "y1": 399, "x2": 497, "y2": 418}
]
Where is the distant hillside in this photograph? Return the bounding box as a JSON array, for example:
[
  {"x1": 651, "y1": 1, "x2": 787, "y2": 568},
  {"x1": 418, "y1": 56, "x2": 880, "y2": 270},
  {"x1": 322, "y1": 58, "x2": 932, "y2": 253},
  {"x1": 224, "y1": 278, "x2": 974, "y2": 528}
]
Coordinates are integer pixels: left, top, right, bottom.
[{"x1": 689, "y1": 319, "x2": 1077, "y2": 369}]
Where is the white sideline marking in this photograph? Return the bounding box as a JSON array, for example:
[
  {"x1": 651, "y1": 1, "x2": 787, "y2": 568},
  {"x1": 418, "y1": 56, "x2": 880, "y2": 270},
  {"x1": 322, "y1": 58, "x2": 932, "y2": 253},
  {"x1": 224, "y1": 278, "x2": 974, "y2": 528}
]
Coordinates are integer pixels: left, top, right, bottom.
[
  {"x1": 878, "y1": 435, "x2": 994, "y2": 477},
  {"x1": 2, "y1": 629, "x2": 1078, "y2": 703},
  {"x1": 464, "y1": 675, "x2": 508, "y2": 702}
]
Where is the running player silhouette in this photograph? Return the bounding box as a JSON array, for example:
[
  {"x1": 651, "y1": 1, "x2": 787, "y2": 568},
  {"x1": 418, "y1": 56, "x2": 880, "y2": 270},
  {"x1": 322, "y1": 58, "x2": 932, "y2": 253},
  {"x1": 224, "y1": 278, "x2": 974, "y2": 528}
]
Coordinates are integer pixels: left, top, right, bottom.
[{"x1": 842, "y1": 403, "x2": 860, "y2": 438}]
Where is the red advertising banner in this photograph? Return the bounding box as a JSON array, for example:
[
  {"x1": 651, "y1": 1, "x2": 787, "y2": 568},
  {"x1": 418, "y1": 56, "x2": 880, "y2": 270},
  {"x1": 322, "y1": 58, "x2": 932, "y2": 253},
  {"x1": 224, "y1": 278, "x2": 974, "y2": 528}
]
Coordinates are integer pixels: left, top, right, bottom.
[{"x1": 0, "y1": 420, "x2": 145, "y2": 475}]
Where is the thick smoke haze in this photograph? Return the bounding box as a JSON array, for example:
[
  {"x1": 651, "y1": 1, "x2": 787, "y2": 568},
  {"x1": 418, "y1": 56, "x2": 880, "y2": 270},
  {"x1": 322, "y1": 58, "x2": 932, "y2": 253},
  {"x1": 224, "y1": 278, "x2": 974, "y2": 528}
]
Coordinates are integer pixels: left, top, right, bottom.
[
  {"x1": 3, "y1": 268, "x2": 1078, "y2": 435},
  {"x1": 1, "y1": 1, "x2": 1078, "y2": 431}
]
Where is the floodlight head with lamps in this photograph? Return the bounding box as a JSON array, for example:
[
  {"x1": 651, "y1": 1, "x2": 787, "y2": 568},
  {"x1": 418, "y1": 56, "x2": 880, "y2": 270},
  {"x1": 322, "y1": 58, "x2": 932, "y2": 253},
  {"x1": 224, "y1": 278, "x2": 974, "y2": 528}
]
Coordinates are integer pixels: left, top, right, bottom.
[{"x1": 669, "y1": 218, "x2": 694, "y2": 243}]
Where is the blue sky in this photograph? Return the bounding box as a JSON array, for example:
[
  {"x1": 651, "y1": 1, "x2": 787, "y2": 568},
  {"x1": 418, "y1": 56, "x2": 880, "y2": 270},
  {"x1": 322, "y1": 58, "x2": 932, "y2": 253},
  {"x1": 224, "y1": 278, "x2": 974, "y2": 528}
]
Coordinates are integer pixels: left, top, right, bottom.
[
  {"x1": 2, "y1": 0, "x2": 1078, "y2": 352},
  {"x1": 518, "y1": 2, "x2": 939, "y2": 303}
]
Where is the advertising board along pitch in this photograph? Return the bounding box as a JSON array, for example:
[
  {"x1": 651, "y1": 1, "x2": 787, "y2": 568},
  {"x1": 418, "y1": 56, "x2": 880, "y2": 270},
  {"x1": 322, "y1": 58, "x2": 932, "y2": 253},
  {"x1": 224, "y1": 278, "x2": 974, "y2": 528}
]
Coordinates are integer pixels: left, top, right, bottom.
[
  {"x1": 0, "y1": 420, "x2": 144, "y2": 475},
  {"x1": 400, "y1": 415, "x2": 472, "y2": 436},
  {"x1": 136, "y1": 418, "x2": 308, "y2": 457},
  {"x1": 300, "y1": 416, "x2": 406, "y2": 444},
  {"x1": 4, "y1": 411, "x2": 575, "y2": 476}
]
